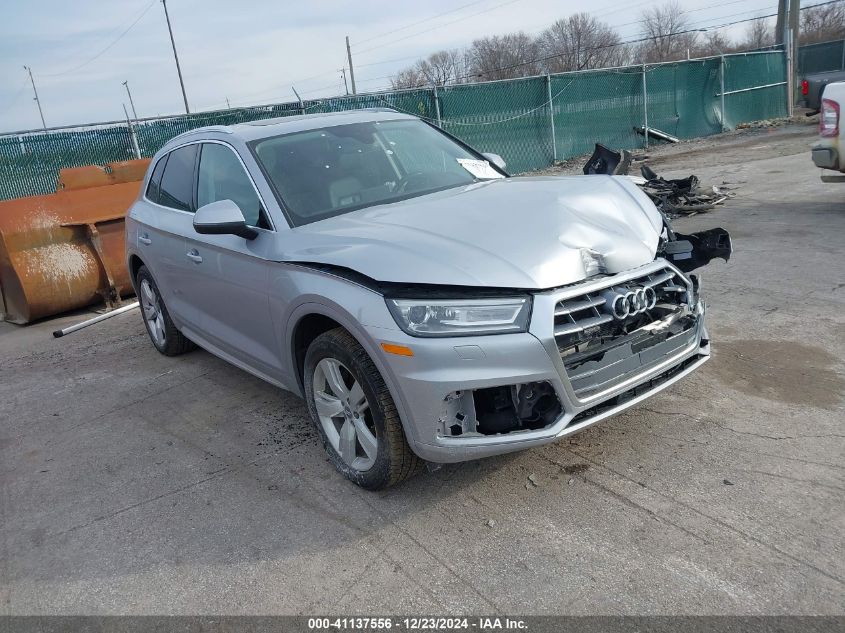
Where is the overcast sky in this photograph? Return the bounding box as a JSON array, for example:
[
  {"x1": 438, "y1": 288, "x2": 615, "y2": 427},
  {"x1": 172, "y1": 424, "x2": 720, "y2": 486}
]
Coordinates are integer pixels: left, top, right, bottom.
[{"x1": 0, "y1": 0, "x2": 776, "y2": 132}]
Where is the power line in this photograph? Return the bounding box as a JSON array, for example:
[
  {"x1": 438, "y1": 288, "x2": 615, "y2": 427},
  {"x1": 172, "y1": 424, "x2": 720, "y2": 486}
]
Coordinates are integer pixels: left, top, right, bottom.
[
  {"x1": 357, "y1": 54, "x2": 426, "y2": 69},
  {"x1": 355, "y1": 0, "x2": 524, "y2": 55},
  {"x1": 684, "y1": 0, "x2": 757, "y2": 16},
  {"x1": 687, "y1": 5, "x2": 783, "y2": 30},
  {"x1": 220, "y1": 66, "x2": 344, "y2": 106},
  {"x1": 0, "y1": 79, "x2": 30, "y2": 114},
  {"x1": 41, "y1": 0, "x2": 157, "y2": 77},
  {"x1": 354, "y1": 1, "x2": 487, "y2": 46}
]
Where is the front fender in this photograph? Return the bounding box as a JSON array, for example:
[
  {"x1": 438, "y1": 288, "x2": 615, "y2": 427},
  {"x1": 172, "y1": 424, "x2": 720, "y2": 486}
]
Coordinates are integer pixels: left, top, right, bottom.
[{"x1": 271, "y1": 268, "x2": 422, "y2": 448}]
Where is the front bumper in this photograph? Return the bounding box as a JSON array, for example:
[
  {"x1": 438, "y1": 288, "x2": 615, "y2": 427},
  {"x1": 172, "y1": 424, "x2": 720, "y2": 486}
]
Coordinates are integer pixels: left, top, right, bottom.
[{"x1": 377, "y1": 260, "x2": 710, "y2": 463}]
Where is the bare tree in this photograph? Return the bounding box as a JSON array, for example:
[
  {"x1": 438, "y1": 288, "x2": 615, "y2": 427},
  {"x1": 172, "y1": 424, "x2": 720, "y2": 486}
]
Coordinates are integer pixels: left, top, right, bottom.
[
  {"x1": 637, "y1": 1, "x2": 699, "y2": 62},
  {"x1": 390, "y1": 67, "x2": 427, "y2": 90},
  {"x1": 419, "y1": 49, "x2": 468, "y2": 85},
  {"x1": 695, "y1": 32, "x2": 735, "y2": 57},
  {"x1": 538, "y1": 13, "x2": 627, "y2": 72},
  {"x1": 743, "y1": 18, "x2": 774, "y2": 50},
  {"x1": 391, "y1": 49, "x2": 467, "y2": 89},
  {"x1": 465, "y1": 32, "x2": 541, "y2": 80},
  {"x1": 800, "y1": 2, "x2": 845, "y2": 45}
]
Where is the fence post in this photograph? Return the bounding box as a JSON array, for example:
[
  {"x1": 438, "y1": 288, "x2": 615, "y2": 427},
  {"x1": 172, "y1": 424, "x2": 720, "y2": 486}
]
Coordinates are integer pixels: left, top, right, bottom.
[
  {"x1": 720, "y1": 55, "x2": 727, "y2": 131},
  {"x1": 785, "y1": 30, "x2": 794, "y2": 117},
  {"x1": 642, "y1": 64, "x2": 649, "y2": 148},
  {"x1": 546, "y1": 74, "x2": 557, "y2": 163},
  {"x1": 432, "y1": 84, "x2": 442, "y2": 127}
]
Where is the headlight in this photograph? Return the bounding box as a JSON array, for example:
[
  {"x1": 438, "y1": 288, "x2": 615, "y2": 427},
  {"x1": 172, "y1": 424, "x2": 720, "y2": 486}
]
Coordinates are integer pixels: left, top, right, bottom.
[{"x1": 385, "y1": 297, "x2": 532, "y2": 337}]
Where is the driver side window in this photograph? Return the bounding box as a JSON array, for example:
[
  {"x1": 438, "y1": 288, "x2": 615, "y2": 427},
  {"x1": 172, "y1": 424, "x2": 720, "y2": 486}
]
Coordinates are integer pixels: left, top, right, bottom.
[{"x1": 197, "y1": 143, "x2": 265, "y2": 228}]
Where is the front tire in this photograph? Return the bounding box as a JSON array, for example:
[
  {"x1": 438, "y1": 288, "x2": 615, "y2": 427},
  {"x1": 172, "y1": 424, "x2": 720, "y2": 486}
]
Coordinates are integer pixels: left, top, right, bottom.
[
  {"x1": 136, "y1": 265, "x2": 195, "y2": 356},
  {"x1": 303, "y1": 328, "x2": 422, "y2": 489}
]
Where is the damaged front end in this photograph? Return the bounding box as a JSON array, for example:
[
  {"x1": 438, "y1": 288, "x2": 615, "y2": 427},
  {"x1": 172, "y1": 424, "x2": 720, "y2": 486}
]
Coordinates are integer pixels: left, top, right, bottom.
[
  {"x1": 427, "y1": 210, "x2": 728, "y2": 444},
  {"x1": 433, "y1": 255, "x2": 713, "y2": 443}
]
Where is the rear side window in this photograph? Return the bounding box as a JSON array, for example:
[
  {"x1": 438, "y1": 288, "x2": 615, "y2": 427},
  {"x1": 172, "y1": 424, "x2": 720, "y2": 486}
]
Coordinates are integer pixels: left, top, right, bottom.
[
  {"x1": 158, "y1": 144, "x2": 198, "y2": 212},
  {"x1": 145, "y1": 154, "x2": 168, "y2": 204}
]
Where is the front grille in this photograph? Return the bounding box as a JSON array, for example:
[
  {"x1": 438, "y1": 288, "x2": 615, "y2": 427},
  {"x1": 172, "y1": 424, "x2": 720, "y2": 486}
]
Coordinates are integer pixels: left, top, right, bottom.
[{"x1": 553, "y1": 267, "x2": 698, "y2": 399}]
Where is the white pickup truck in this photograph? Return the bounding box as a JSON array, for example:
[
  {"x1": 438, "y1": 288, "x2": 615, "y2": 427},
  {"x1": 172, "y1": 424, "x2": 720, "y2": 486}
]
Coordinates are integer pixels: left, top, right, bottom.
[{"x1": 812, "y1": 81, "x2": 845, "y2": 182}]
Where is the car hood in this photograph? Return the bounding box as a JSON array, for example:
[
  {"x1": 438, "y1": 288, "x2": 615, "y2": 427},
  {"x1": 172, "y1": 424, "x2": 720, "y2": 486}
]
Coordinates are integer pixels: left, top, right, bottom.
[{"x1": 276, "y1": 175, "x2": 664, "y2": 290}]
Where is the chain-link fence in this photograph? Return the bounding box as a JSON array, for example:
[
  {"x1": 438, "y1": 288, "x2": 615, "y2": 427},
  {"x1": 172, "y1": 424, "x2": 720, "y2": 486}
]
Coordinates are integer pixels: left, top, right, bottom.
[
  {"x1": 0, "y1": 50, "x2": 787, "y2": 200},
  {"x1": 799, "y1": 39, "x2": 845, "y2": 74}
]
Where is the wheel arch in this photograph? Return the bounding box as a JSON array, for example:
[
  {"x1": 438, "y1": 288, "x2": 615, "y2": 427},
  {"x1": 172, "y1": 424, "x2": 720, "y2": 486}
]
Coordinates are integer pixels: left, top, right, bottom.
[
  {"x1": 128, "y1": 254, "x2": 145, "y2": 288},
  {"x1": 291, "y1": 312, "x2": 343, "y2": 394},
  {"x1": 285, "y1": 301, "x2": 422, "y2": 448}
]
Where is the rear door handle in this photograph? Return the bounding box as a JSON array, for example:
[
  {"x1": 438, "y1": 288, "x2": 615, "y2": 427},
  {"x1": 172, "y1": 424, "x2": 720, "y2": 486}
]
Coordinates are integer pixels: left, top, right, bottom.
[
  {"x1": 186, "y1": 249, "x2": 203, "y2": 264},
  {"x1": 138, "y1": 234, "x2": 152, "y2": 245}
]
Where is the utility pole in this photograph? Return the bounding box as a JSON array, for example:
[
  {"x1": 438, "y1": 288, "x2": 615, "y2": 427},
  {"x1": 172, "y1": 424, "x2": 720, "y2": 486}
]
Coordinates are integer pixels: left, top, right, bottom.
[
  {"x1": 23, "y1": 66, "x2": 46, "y2": 130},
  {"x1": 122, "y1": 80, "x2": 138, "y2": 119},
  {"x1": 775, "y1": 0, "x2": 787, "y2": 45},
  {"x1": 292, "y1": 86, "x2": 305, "y2": 115},
  {"x1": 226, "y1": 97, "x2": 231, "y2": 109},
  {"x1": 162, "y1": 0, "x2": 190, "y2": 113},
  {"x1": 789, "y1": 0, "x2": 800, "y2": 74},
  {"x1": 341, "y1": 68, "x2": 349, "y2": 96},
  {"x1": 123, "y1": 103, "x2": 141, "y2": 159},
  {"x1": 345, "y1": 36, "x2": 357, "y2": 95}
]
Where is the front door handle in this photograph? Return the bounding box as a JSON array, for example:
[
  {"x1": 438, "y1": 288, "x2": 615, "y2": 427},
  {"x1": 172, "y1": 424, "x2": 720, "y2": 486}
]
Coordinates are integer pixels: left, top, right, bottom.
[
  {"x1": 186, "y1": 249, "x2": 203, "y2": 264},
  {"x1": 139, "y1": 234, "x2": 152, "y2": 245}
]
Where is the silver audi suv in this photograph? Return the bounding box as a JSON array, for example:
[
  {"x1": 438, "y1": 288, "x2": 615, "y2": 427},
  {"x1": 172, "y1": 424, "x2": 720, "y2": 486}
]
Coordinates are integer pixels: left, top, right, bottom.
[{"x1": 126, "y1": 108, "x2": 729, "y2": 489}]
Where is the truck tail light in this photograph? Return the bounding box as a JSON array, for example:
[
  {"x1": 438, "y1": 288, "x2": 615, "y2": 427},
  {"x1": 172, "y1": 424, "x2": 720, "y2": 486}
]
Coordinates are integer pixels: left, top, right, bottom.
[
  {"x1": 820, "y1": 98, "x2": 839, "y2": 138},
  {"x1": 802, "y1": 79, "x2": 809, "y2": 96}
]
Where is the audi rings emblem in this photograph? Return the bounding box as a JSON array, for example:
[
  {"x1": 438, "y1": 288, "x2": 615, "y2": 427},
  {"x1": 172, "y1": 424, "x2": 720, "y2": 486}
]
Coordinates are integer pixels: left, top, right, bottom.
[{"x1": 608, "y1": 286, "x2": 656, "y2": 319}]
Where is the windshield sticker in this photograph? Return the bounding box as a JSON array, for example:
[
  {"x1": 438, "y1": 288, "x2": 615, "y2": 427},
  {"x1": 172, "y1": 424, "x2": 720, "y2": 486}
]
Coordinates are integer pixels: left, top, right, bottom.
[{"x1": 456, "y1": 158, "x2": 504, "y2": 179}]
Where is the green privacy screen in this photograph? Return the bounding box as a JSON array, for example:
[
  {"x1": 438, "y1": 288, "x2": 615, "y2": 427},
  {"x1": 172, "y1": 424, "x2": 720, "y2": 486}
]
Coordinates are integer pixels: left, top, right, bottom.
[
  {"x1": 0, "y1": 51, "x2": 786, "y2": 200},
  {"x1": 723, "y1": 53, "x2": 789, "y2": 128},
  {"x1": 799, "y1": 39, "x2": 845, "y2": 75}
]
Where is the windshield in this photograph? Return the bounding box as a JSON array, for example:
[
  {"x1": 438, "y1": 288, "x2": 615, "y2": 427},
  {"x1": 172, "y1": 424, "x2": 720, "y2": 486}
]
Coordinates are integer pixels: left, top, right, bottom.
[{"x1": 250, "y1": 119, "x2": 503, "y2": 227}]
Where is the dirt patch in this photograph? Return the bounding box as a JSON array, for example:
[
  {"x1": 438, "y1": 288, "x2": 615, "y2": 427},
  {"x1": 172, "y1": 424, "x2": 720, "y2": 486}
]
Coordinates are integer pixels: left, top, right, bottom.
[
  {"x1": 713, "y1": 339, "x2": 844, "y2": 409},
  {"x1": 562, "y1": 463, "x2": 589, "y2": 475}
]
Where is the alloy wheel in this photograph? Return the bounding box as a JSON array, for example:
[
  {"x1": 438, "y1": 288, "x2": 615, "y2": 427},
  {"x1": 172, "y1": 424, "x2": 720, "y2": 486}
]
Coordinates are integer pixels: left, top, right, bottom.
[
  {"x1": 312, "y1": 358, "x2": 378, "y2": 471},
  {"x1": 140, "y1": 278, "x2": 166, "y2": 348}
]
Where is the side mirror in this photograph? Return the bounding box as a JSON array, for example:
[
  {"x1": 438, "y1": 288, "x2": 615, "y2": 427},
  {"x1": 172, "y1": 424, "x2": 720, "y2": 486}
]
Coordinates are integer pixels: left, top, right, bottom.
[
  {"x1": 482, "y1": 152, "x2": 506, "y2": 170},
  {"x1": 193, "y1": 199, "x2": 258, "y2": 240}
]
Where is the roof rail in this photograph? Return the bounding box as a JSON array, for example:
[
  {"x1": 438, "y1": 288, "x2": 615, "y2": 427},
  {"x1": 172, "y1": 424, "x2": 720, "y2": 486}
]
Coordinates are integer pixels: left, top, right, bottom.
[{"x1": 168, "y1": 125, "x2": 233, "y2": 143}]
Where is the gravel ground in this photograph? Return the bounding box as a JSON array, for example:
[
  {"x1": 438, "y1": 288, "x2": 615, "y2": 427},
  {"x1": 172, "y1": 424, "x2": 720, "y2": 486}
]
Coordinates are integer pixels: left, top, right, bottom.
[{"x1": 1, "y1": 119, "x2": 843, "y2": 615}]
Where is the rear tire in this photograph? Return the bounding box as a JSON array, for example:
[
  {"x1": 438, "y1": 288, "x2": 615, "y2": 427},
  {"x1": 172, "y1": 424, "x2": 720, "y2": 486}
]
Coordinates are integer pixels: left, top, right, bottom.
[
  {"x1": 303, "y1": 327, "x2": 422, "y2": 489},
  {"x1": 136, "y1": 265, "x2": 195, "y2": 356}
]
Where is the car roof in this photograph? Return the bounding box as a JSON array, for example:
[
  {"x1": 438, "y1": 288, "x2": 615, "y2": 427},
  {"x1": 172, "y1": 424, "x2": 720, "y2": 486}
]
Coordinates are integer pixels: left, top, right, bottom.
[{"x1": 164, "y1": 108, "x2": 418, "y2": 148}]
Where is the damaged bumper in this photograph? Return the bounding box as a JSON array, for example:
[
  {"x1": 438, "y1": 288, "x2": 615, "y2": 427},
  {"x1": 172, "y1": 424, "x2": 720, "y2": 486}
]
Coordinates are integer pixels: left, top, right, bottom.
[{"x1": 379, "y1": 259, "x2": 710, "y2": 463}]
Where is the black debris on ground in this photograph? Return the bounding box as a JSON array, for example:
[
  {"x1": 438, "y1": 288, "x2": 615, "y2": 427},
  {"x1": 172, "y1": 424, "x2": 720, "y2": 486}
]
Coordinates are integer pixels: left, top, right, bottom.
[
  {"x1": 636, "y1": 164, "x2": 735, "y2": 218},
  {"x1": 581, "y1": 143, "x2": 735, "y2": 218}
]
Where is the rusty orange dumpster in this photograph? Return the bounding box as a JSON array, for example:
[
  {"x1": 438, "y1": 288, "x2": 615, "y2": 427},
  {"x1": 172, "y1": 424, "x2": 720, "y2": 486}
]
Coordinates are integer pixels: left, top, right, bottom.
[{"x1": 0, "y1": 159, "x2": 150, "y2": 324}]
